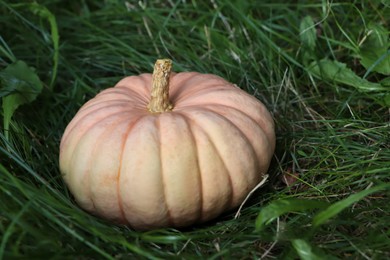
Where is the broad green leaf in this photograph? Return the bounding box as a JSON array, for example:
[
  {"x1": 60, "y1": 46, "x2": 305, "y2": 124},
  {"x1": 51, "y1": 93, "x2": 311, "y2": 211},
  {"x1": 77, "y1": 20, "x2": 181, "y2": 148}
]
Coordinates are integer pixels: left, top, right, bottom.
[
  {"x1": 292, "y1": 239, "x2": 336, "y2": 260},
  {"x1": 308, "y1": 58, "x2": 387, "y2": 92},
  {"x1": 300, "y1": 16, "x2": 316, "y2": 51},
  {"x1": 381, "y1": 77, "x2": 390, "y2": 87},
  {"x1": 255, "y1": 199, "x2": 329, "y2": 231},
  {"x1": 313, "y1": 183, "x2": 390, "y2": 227},
  {"x1": 359, "y1": 23, "x2": 390, "y2": 76},
  {"x1": 372, "y1": 92, "x2": 390, "y2": 107},
  {"x1": 379, "y1": 79, "x2": 390, "y2": 106},
  {"x1": 383, "y1": 94, "x2": 390, "y2": 107},
  {"x1": 1, "y1": 61, "x2": 43, "y2": 139}
]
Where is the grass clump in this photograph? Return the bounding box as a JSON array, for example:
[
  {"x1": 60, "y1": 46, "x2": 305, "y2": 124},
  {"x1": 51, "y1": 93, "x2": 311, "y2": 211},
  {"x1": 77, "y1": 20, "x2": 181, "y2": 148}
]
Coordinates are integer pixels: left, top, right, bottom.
[{"x1": 1, "y1": 0, "x2": 389, "y2": 259}]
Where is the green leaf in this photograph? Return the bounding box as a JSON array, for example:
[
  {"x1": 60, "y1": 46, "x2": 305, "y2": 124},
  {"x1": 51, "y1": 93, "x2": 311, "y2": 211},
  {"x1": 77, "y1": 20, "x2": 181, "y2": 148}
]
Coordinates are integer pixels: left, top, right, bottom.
[
  {"x1": 291, "y1": 239, "x2": 337, "y2": 260},
  {"x1": 308, "y1": 58, "x2": 387, "y2": 92},
  {"x1": 313, "y1": 183, "x2": 390, "y2": 227},
  {"x1": 359, "y1": 23, "x2": 390, "y2": 76},
  {"x1": 382, "y1": 94, "x2": 390, "y2": 106},
  {"x1": 255, "y1": 199, "x2": 329, "y2": 231},
  {"x1": 381, "y1": 77, "x2": 390, "y2": 87},
  {"x1": 297, "y1": 150, "x2": 307, "y2": 157},
  {"x1": 300, "y1": 16, "x2": 317, "y2": 51},
  {"x1": 1, "y1": 61, "x2": 43, "y2": 140}
]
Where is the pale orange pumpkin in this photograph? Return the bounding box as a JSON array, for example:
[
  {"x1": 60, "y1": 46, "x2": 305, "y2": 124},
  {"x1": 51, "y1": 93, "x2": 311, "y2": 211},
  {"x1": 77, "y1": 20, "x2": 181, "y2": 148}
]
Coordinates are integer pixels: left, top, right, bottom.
[{"x1": 59, "y1": 59, "x2": 275, "y2": 230}]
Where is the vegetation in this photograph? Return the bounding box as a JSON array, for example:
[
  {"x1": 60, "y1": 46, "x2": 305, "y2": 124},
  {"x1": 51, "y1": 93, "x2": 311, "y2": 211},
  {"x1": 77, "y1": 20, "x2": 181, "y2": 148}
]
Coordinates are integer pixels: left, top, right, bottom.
[{"x1": 1, "y1": 1, "x2": 389, "y2": 259}]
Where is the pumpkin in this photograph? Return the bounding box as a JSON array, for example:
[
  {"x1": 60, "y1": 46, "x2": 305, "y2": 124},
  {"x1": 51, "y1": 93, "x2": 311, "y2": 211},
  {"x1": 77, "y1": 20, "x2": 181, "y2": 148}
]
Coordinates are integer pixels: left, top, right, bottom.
[{"x1": 59, "y1": 59, "x2": 275, "y2": 230}]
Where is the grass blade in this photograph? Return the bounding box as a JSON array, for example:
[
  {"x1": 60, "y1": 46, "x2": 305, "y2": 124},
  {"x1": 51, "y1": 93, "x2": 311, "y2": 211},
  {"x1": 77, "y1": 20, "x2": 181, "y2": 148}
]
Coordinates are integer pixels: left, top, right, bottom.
[
  {"x1": 255, "y1": 199, "x2": 329, "y2": 231},
  {"x1": 300, "y1": 16, "x2": 317, "y2": 51},
  {"x1": 0, "y1": 36, "x2": 16, "y2": 62},
  {"x1": 28, "y1": 2, "x2": 59, "y2": 90},
  {"x1": 0, "y1": 197, "x2": 32, "y2": 260},
  {"x1": 313, "y1": 183, "x2": 390, "y2": 227}
]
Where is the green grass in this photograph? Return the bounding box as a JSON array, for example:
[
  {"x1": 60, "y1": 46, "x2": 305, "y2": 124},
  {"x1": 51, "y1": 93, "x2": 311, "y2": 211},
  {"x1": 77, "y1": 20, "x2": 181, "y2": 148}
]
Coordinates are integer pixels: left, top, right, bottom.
[{"x1": 1, "y1": 0, "x2": 389, "y2": 259}]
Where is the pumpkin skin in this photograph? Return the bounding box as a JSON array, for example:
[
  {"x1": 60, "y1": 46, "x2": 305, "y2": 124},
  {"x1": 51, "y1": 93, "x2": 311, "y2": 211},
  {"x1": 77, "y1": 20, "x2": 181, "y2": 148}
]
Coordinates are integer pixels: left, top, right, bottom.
[{"x1": 59, "y1": 68, "x2": 275, "y2": 230}]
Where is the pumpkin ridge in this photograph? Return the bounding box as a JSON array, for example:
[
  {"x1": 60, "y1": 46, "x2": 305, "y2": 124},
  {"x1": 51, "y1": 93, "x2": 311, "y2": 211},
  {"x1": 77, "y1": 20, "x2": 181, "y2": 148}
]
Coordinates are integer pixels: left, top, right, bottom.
[
  {"x1": 194, "y1": 104, "x2": 274, "y2": 160},
  {"x1": 177, "y1": 102, "x2": 258, "y2": 125},
  {"x1": 169, "y1": 72, "x2": 205, "y2": 101},
  {"x1": 83, "y1": 96, "x2": 145, "y2": 110},
  {"x1": 175, "y1": 101, "x2": 274, "y2": 150},
  {"x1": 108, "y1": 86, "x2": 149, "y2": 104},
  {"x1": 189, "y1": 107, "x2": 259, "y2": 191},
  {"x1": 178, "y1": 111, "x2": 234, "y2": 212},
  {"x1": 113, "y1": 74, "x2": 152, "y2": 99},
  {"x1": 80, "y1": 95, "x2": 146, "y2": 112},
  {"x1": 172, "y1": 85, "x2": 231, "y2": 105},
  {"x1": 61, "y1": 108, "x2": 143, "y2": 155},
  {"x1": 180, "y1": 107, "x2": 260, "y2": 158},
  {"x1": 201, "y1": 124, "x2": 235, "y2": 210},
  {"x1": 202, "y1": 103, "x2": 266, "y2": 128},
  {"x1": 62, "y1": 102, "x2": 136, "y2": 139},
  {"x1": 178, "y1": 113, "x2": 204, "y2": 223},
  {"x1": 211, "y1": 112, "x2": 260, "y2": 190},
  {"x1": 171, "y1": 87, "x2": 246, "y2": 110},
  {"x1": 116, "y1": 116, "x2": 144, "y2": 225},
  {"x1": 170, "y1": 72, "x2": 232, "y2": 101},
  {"x1": 68, "y1": 117, "x2": 121, "y2": 213},
  {"x1": 95, "y1": 86, "x2": 145, "y2": 100},
  {"x1": 65, "y1": 114, "x2": 141, "y2": 198},
  {"x1": 80, "y1": 86, "x2": 148, "y2": 111},
  {"x1": 75, "y1": 100, "x2": 137, "y2": 118},
  {"x1": 81, "y1": 99, "x2": 147, "y2": 112},
  {"x1": 118, "y1": 72, "x2": 153, "y2": 90},
  {"x1": 155, "y1": 116, "x2": 174, "y2": 227},
  {"x1": 87, "y1": 118, "x2": 131, "y2": 215}
]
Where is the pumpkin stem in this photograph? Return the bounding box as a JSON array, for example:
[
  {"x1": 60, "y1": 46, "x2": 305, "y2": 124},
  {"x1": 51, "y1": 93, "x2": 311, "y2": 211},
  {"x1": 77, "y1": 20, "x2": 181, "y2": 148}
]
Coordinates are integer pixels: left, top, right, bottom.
[{"x1": 147, "y1": 59, "x2": 173, "y2": 113}]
